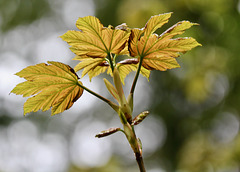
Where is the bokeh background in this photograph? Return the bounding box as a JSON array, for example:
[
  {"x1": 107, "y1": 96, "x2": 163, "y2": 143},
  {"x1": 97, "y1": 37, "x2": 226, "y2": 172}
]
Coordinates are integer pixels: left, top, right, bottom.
[{"x1": 1, "y1": 0, "x2": 240, "y2": 171}]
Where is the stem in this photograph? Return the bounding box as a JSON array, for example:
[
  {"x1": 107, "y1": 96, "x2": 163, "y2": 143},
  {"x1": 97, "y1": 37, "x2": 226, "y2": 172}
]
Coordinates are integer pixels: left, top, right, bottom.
[
  {"x1": 77, "y1": 82, "x2": 119, "y2": 112},
  {"x1": 125, "y1": 124, "x2": 146, "y2": 172},
  {"x1": 114, "y1": 68, "x2": 132, "y2": 122},
  {"x1": 113, "y1": 68, "x2": 127, "y2": 106},
  {"x1": 119, "y1": 110, "x2": 146, "y2": 172},
  {"x1": 130, "y1": 55, "x2": 144, "y2": 94},
  {"x1": 107, "y1": 53, "x2": 115, "y2": 72},
  {"x1": 135, "y1": 152, "x2": 146, "y2": 172}
]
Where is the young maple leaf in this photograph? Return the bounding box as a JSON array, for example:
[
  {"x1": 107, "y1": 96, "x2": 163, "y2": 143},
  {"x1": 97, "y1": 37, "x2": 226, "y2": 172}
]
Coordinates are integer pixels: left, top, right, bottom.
[
  {"x1": 72, "y1": 56, "x2": 110, "y2": 80},
  {"x1": 73, "y1": 56, "x2": 150, "y2": 84},
  {"x1": 61, "y1": 16, "x2": 130, "y2": 58},
  {"x1": 61, "y1": 16, "x2": 149, "y2": 83},
  {"x1": 11, "y1": 61, "x2": 84, "y2": 115},
  {"x1": 116, "y1": 59, "x2": 150, "y2": 84},
  {"x1": 128, "y1": 12, "x2": 201, "y2": 71}
]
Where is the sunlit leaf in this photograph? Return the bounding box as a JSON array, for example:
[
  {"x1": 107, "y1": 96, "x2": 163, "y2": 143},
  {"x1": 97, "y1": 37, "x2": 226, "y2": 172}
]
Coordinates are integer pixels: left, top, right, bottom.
[
  {"x1": 159, "y1": 20, "x2": 197, "y2": 39},
  {"x1": 87, "y1": 65, "x2": 109, "y2": 81},
  {"x1": 129, "y1": 28, "x2": 144, "y2": 57},
  {"x1": 60, "y1": 30, "x2": 107, "y2": 58},
  {"x1": 61, "y1": 16, "x2": 130, "y2": 58},
  {"x1": 61, "y1": 16, "x2": 131, "y2": 81},
  {"x1": 143, "y1": 13, "x2": 172, "y2": 39},
  {"x1": 129, "y1": 13, "x2": 201, "y2": 71},
  {"x1": 11, "y1": 61, "x2": 84, "y2": 115},
  {"x1": 143, "y1": 37, "x2": 200, "y2": 58},
  {"x1": 117, "y1": 59, "x2": 150, "y2": 84},
  {"x1": 73, "y1": 56, "x2": 149, "y2": 84},
  {"x1": 142, "y1": 56, "x2": 180, "y2": 71},
  {"x1": 73, "y1": 57, "x2": 108, "y2": 77}
]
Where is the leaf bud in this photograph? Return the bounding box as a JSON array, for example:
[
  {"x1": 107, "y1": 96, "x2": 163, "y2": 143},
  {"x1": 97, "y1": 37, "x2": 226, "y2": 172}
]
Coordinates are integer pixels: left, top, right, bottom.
[
  {"x1": 131, "y1": 111, "x2": 149, "y2": 126},
  {"x1": 95, "y1": 127, "x2": 121, "y2": 138}
]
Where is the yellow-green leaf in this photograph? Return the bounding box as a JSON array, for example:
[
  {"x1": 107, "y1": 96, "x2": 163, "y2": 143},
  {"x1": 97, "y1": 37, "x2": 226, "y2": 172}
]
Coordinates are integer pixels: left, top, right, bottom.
[
  {"x1": 117, "y1": 59, "x2": 150, "y2": 84},
  {"x1": 76, "y1": 16, "x2": 103, "y2": 38},
  {"x1": 142, "y1": 56, "x2": 180, "y2": 71},
  {"x1": 74, "y1": 58, "x2": 106, "y2": 75},
  {"x1": 61, "y1": 16, "x2": 130, "y2": 58},
  {"x1": 73, "y1": 57, "x2": 109, "y2": 81},
  {"x1": 129, "y1": 13, "x2": 201, "y2": 71},
  {"x1": 129, "y1": 28, "x2": 144, "y2": 57},
  {"x1": 73, "y1": 56, "x2": 150, "y2": 84},
  {"x1": 143, "y1": 13, "x2": 172, "y2": 39},
  {"x1": 145, "y1": 37, "x2": 200, "y2": 58},
  {"x1": 61, "y1": 16, "x2": 131, "y2": 81},
  {"x1": 159, "y1": 21, "x2": 197, "y2": 40},
  {"x1": 11, "y1": 61, "x2": 84, "y2": 115},
  {"x1": 87, "y1": 65, "x2": 109, "y2": 81},
  {"x1": 60, "y1": 30, "x2": 107, "y2": 58},
  {"x1": 102, "y1": 27, "x2": 130, "y2": 55}
]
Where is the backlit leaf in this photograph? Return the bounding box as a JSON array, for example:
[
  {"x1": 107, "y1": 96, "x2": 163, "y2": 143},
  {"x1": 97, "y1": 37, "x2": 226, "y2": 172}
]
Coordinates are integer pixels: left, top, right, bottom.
[
  {"x1": 73, "y1": 57, "x2": 107, "y2": 76},
  {"x1": 159, "y1": 20, "x2": 197, "y2": 39},
  {"x1": 61, "y1": 16, "x2": 131, "y2": 81},
  {"x1": 142, "y1": 56, "x2": 180, "y2": 71},
  {"x1": 73, "y1": 57, "x2": 149, "y2": 84},
  {"x1": 143, "y1": 13, "x2": 172, "y2": 39},
  {"x1": 11, "y1": 61, "x2": 84, "y2": 115},
  {"x1": 128, "y1": 28, "x2": 144, "y2": 57},
  {"x1": 88, "y1": 65, "x2": 109, "y2": 81},
  {"x1": 73, "y1": 57, "x2": 110, "y2": 81},
  {"x1": 129, "y1": 13, "x2": 201, "y2": 71},
  {"x1": 60, "y1": 30, "x2": 107, "y2": 58},
  {"x1": 61, "y1": 16, "x2": 130, "y2": 58},
  {"x1": 117, "y1": 59, "x2": 150, "y2": 84}
]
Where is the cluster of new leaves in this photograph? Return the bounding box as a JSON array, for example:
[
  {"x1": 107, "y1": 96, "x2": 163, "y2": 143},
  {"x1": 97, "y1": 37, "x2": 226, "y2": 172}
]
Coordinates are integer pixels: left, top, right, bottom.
[
  {"x1": 11, "y1": 13, "x2": 201, "y2": 115},
  {"x1": 60, "y1": 16, "x2": 150, "y2": 84}
]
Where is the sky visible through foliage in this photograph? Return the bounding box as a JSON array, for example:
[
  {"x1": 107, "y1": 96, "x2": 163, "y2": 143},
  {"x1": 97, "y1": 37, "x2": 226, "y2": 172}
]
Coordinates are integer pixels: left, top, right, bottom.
[{"x1": 1, "y1": 0, "x2": 240, "y2": 172}]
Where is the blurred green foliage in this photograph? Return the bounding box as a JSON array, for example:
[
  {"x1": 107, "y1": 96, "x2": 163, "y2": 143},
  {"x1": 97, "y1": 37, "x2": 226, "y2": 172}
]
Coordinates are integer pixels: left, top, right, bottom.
[{"x1": 0, "y1": 0, "x2": 50, "y2": 31}]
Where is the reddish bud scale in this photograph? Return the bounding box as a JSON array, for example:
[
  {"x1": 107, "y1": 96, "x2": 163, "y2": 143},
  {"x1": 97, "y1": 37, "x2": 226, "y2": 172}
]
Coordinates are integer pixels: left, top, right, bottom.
[
  {"x1": 132, "y1": 111, "x2": 149, "y2": 125},
  {"x1": 95, "y1": 127, "x2": 121, "y2": 138}
]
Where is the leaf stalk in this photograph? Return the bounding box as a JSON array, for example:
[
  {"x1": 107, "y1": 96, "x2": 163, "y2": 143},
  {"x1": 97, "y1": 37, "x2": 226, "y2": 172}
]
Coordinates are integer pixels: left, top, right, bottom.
[
  {"x1": 107, "y1": 53, "x2": 115, "y2": 72},
  {"x1": 77, "y1": 82, "x2": 119, "y2": 112},
  {"x1": 130, "y1": 55, "x2": 144, "y2": 95},
  {"x1": 113, "y1": 68, "x2": 132, "y2": 122}
]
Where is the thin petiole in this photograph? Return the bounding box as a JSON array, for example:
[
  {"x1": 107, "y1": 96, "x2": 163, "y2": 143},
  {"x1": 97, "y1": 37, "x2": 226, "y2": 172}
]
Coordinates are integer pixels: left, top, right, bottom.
[
  {"x1": 130, "y1": 55, "x2": 144, "y2": 94},
  {"x1": 77, "y1": 82, "x2": 119, "y2": 112},
  {"x1": 107, "y1": 53, "x2": 115, "y2": 72}
]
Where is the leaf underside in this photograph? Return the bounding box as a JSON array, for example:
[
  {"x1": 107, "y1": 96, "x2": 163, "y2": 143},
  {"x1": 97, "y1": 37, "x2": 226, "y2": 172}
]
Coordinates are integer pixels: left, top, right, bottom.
[
  {"x1": 73, "y1": 56, "x2": 150, "y2": 84},
  {"x1": 11, "y1": 61, "x2": 84, "y2": 115},
  {"x1": 129, "y1": 13, "x2": 201, "y2": 71},
  {"x1": 117, "y1": 59, "x2": 150, "y2": 84},
  {"x1": 61, "y1": 14, "x2": 200, "y2": 83},
  {"x1": 60, "y1": 16, "x2": 130, "y2": 59}
]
